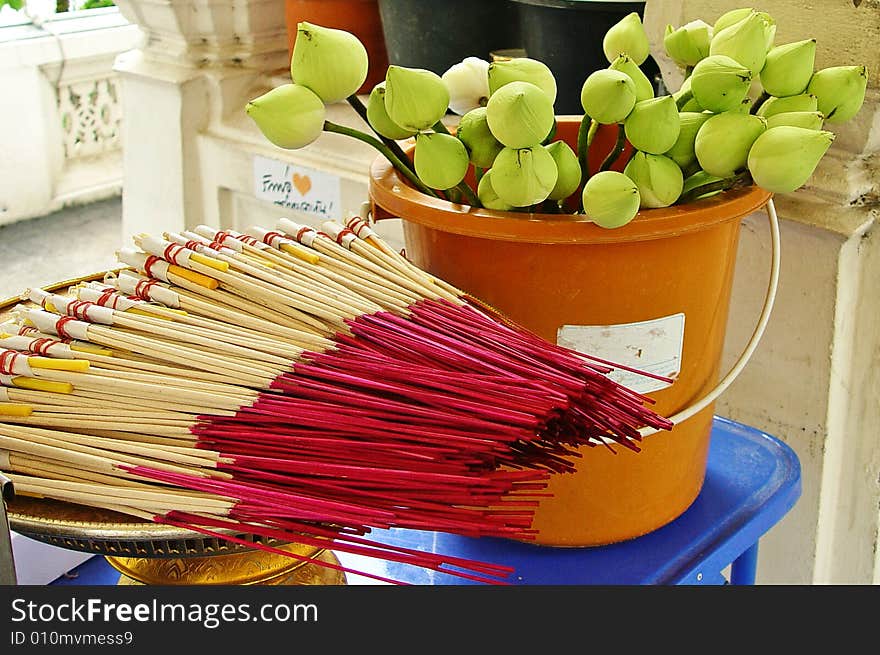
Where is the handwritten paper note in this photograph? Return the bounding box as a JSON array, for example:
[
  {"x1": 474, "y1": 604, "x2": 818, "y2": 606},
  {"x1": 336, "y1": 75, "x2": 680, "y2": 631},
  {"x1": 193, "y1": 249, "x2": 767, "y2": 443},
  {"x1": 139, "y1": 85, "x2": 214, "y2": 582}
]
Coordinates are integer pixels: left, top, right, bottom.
[{"x1": 253, "y1": 155, "x2": 341, "y2": 220}]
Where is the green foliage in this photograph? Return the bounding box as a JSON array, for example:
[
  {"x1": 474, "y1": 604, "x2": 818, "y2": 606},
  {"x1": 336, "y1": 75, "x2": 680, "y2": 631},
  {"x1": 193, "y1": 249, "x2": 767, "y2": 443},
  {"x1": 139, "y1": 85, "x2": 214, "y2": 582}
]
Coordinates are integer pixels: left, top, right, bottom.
[
  {"x1": 80, "y1": 0, "x2": 115, "y2": 9},
  {"x1": 0, "y1": 0, "x2": 25, "y2": 11}
]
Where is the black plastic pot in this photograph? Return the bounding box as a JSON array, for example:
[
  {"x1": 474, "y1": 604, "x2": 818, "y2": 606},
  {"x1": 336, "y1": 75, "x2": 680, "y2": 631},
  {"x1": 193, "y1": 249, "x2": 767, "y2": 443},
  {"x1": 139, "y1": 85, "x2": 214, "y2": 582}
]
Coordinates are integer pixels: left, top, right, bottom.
[
  {"x1": 511, "y1": 0, "x2": 660, "y2": 114},
  {"x1": 377, "y1": 0, "x2": 522, "y2": 75}
]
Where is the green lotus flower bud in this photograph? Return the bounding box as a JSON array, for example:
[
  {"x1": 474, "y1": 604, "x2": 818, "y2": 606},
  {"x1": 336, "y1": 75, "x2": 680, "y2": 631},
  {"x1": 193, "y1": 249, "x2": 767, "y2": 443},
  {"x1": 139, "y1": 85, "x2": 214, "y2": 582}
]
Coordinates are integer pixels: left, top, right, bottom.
[
  {"x1": 682, "y1": 169, "x2": 724, "y2": 199},
  {"x1": 456, "y1": 107, "x2": 504, "y2": 168},
  {"x1": 603, "y1": 12, "x2": 650, "y2": 65},
  {"x1": 713, "y1": 7, "x2": 753, "y2": 33},
  {"x1": 414, "y1": 132, "x2": 469, "y2": 191},
  {"x1": 384, "y1": 66, "x2": 450, "y2": 132},
  {"x1": 624, "y1": 96, "x2": 680, "y2": 155},
  {"x1": 366, "y1": 82, "x2": 417, "y2": 141},
  {"x1": 761, "y1": 17, "x2": 777, "y2": 52},
  {"x1": 747, "y1": 126, "x2": 834, "y2": 193},
  {"x1": 245, "y1": 83, "x2": 326, "y2": 149},
  {"x1": 623, "y1": 152, "x2": 684, "y2": 208},
  {"x1": 690, "y1": 54, "x2": 752, "y2": 112},
  {"x1": 490, "y1": 146, "x2": 558, "y2": 207},
  {"x1": 580, "y1": 69, "x2": 637, "y2": 124},
  {"x1": 477, "y1": 170, "x2": 515, "y2": 211},
  {"x1": 609, "y1": 54, "x2": 655, "y2": 102},
  {"x1": 544, "y1": 141, "x2": 581, "y2": 201},
  {"x1": 442, "y1": 56, "x2": 491, "y2": 116},
  {"x1": 759, "y1": 39, "x2": 816, "y2": 97},
  {"x1": 665, "y1": 111, "x2": 712, "y2": 170},
  {"x1": 709, "y1": 11, "x2": 770, "y2": 75},
  {"x1": 695, "y1": 111, "x2": 766, "y2": 177},
  {"x1": 807, "y1": 65, "x2": 869, "y2": 124},
  {"x1": 756, "y1": 93, "x2": 818, "y2": 118},
  {"x1": 488, "y1": 57, "x2": 557, "y2": 104},
  {"x1": 290, "y1": 22, "x2": 368, "y2": 104},
  {"x1": 765, "y1": 111, "x2": 824, "y2": 131},
  {"x1": 733, "y1": 96, "x2": 754, "y2": 113},
  {"x1": 485, "y1": 80, "x2": 555, "y2": 149},
  {"x1": 582, "y1": 171, "x2": 640, "y2": 229},
  {"x1": 664, "y1": 20, "x2": 713, "y2": 68}
]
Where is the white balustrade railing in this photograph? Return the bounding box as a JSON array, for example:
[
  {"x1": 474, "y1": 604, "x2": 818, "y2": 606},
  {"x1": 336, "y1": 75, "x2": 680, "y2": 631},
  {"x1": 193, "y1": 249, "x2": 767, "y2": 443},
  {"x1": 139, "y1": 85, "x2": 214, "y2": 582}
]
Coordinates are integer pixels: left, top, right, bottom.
[{"x1": 0, "y1": 8, "x2": 141, "y2": 227}]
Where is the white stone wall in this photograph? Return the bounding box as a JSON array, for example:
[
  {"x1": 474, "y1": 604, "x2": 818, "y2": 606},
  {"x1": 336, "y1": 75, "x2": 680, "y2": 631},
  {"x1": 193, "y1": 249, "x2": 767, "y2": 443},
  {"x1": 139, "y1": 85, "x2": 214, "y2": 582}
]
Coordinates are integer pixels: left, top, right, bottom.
[{"x1": 0, "y1": 9, "x2": 142, "y2": 227}]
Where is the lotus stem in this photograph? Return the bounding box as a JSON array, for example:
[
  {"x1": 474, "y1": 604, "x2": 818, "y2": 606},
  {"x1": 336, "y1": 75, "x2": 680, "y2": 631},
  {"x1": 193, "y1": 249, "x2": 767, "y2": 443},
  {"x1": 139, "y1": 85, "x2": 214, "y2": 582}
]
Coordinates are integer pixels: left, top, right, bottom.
[
  {"x1": 750, "y1": 90, "x2": 771, "y2": 115},
  {"x1": 577, "y1": 116, "x2": 600, "y2": 186},
  {"x1": 599, "y1": 124, "x2": 627, "y2": 172},
  {"x1": 675, "y1": 89, "x2": 694, "y2": 111},
  {"x1": 432, "y1": 120, "x2": 451, "y2": 135},
  {"x1": 677, "y1": 170, "x2": 753, "y2": 204},
  {"x1": 455, "y1": 181, "x2": 481, "y2": 208},
  {"x1": 346, "y1": 94, "x2": 415, "y2": 170},
  {"x1": 323, "y1": 121, "x2": 441, "y2": 199},
  {"x1": 577, "y1": 116, "x2": 600, "y2": 212}
]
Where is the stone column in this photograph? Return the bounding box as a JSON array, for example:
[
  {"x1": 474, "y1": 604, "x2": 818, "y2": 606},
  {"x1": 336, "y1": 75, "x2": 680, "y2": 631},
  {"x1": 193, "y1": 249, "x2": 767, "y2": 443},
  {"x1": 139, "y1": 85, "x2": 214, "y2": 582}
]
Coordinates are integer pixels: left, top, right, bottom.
[
  {"x1": 112, "y1": 0, "x2": 290, "y2": 237},
  {"x1": 644, "y1": 0, "x2": 880, "y2": 583}
]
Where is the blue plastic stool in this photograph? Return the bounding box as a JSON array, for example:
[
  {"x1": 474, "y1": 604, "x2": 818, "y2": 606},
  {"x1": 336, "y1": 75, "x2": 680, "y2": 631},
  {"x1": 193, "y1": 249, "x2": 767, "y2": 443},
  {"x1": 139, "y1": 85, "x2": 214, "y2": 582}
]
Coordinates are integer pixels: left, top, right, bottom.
[{"x1": 53, "y1": 416, "x2": 801, "y2": 586}]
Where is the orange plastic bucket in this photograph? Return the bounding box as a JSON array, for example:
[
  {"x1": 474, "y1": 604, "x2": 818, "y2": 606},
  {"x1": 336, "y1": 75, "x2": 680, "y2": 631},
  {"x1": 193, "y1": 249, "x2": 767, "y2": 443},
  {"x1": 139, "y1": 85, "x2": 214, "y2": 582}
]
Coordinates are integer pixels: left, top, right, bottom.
[{"x1": 368, "y1": 117, "x2": 772, "y2": 546}]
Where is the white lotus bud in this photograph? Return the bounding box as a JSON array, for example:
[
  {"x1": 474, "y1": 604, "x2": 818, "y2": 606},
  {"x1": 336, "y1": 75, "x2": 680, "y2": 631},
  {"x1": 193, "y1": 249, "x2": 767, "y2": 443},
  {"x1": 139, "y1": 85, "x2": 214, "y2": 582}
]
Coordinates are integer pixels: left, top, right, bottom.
[{"x1": 442, "y1": 57, "x2": 491, "y2": 116}]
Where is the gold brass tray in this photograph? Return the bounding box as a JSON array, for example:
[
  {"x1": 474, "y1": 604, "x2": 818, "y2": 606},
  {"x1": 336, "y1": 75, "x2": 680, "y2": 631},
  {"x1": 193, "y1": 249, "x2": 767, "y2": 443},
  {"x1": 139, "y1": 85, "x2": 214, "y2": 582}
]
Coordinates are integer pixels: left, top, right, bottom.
[{"x1": 1, "y1": 272, "x2": 345, "y2": 585}]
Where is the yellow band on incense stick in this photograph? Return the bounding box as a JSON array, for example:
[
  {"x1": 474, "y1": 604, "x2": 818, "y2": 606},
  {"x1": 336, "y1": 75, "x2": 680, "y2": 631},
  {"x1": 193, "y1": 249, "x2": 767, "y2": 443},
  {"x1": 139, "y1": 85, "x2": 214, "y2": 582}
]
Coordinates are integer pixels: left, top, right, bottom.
[
  {"x1": 167, "y1": 264, "x2": 219, "y2": 290},
  {"x1": 10, "y1": 377, "x2": 74, "y2": 394},
  {"x1": 242, "y1": 253, "x2": 277, "y2": 269},
  {"x1": 69, "y1": 344, "x2": 114, "y2": 357},
  {"x1": 280, "y1": 243, "x2": 321, "y2": 265},
  {"x1": 189, "y1": 252, "x2": 230, "y2": 272},
  {"x1": 26, "y1": 357, "x2": 90, "y2": 372},
  {"x1": 0, "y1": 403, "x2": 33, "y2": 417}
]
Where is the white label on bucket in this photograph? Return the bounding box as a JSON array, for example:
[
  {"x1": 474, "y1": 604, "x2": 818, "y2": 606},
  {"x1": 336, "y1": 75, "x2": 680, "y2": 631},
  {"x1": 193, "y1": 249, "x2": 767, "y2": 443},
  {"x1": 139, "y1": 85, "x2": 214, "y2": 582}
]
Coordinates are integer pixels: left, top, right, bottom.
[
  {"x1": 557, "y1": 313, "x2": 685, "y2": 394},
  {"x1": 253, "y1": 155, "x2": 341, "y2": 220}
]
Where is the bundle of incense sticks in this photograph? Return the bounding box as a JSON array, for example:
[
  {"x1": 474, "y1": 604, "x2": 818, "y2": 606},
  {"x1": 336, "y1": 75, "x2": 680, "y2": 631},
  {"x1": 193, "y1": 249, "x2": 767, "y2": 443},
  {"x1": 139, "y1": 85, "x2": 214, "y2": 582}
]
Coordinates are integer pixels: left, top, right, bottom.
[{"x1": 0, "y1": 214, "x2": 673, "y2": 584}]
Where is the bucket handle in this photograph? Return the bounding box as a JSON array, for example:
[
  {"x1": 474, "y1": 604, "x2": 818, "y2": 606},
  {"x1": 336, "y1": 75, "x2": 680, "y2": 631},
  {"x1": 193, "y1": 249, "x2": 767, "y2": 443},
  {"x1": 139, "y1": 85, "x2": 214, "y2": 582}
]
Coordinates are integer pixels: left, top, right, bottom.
[
  {"x1": 639, "y1": 197, "x2": 781, "y2": 437},
  {"x1": 360, "y1": 198, "x2": 781, "y2": 439}
]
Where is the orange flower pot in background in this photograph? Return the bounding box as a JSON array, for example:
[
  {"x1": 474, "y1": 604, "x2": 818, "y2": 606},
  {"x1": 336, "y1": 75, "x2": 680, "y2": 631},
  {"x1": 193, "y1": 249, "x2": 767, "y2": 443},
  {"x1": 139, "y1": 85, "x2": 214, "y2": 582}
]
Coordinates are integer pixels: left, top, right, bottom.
[
  {"x1": 285, "y1": 0, "x2": 388, "y2": 94},
  {"x1": 369, "y1": 117, "x2": 772, "y2": 546}
]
